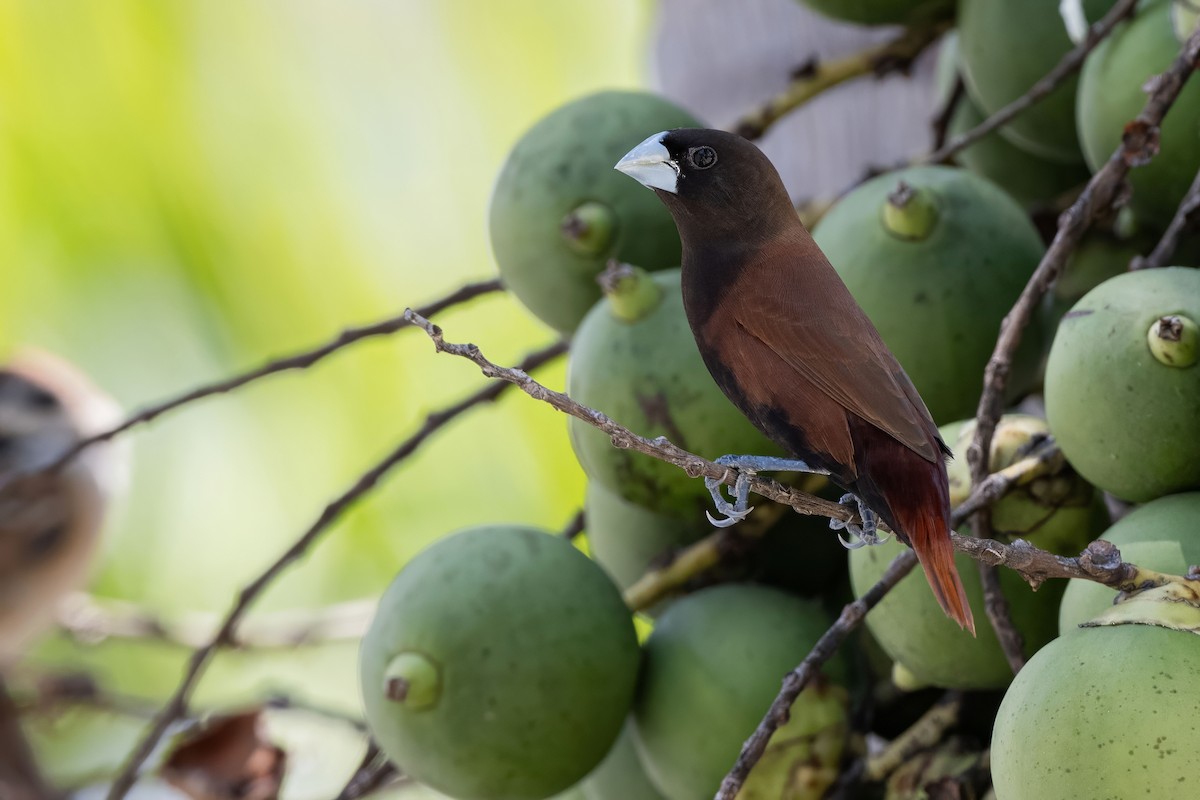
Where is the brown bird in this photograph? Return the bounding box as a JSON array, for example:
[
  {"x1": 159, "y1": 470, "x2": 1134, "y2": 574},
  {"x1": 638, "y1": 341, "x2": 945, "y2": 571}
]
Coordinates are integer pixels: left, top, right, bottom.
[{"x1": 615, "y1": 128, "x2": 974, "y2": 633}]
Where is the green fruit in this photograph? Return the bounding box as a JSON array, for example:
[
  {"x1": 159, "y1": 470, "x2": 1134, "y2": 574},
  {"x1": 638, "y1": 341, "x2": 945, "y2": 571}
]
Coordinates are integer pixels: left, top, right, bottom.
[
  {"x1": 796, "y1": 0, "x2": 951, "y2": 25},
  {"x1": 1044, "y1": 268, "x2": 1200, "y2": 502},
  {"x1": 359, "y1": 526, "x2": 640, "y2": 800},
  {"x1": 945, "y1": 415, "x2": 1103, "y2": 556},
  {"x1": 489, "y1": 91, "x2": 701, "y2": 333},
  {"x1": 991, "y1": 624, "x2": 1200, "y2": 799},
  {"x1": 959, "y1": 0, "x2": 1116, "y2": 162},
  {"x1": 936, "y1": 32, "x2": 1089, "y2": 208},
  {"x1": 585, "y1": 481, "x2": 710, "y2": 595},
  {"x1": 568, "y1": 269, "x2": 785, "y2": 517},
  {"x1": 1078, "y1": 0, "x2": 1200, "y2": 228},
  {"x1": 632, "y1": 585, "x2": 848, "y2": 800},
  {"x1": 581, "y1": 722, "x2": 666, "y2": 800},
  {"x1": 1058, "y1": 492, "x2": 1200, "y2": 632},
  {"x1": 813, "y1": 166, "x2": 1047, "y2": 423}
]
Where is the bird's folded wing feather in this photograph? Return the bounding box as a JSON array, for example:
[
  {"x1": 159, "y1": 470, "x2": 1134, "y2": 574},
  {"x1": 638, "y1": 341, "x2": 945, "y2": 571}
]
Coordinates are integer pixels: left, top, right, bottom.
[{"x1": 725, "y1": 260, "x2": 941, "y2": 464}]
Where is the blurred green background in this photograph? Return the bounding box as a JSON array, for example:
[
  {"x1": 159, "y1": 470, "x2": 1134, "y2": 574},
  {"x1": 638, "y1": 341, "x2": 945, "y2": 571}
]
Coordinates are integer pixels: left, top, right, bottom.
[{"x1": 0, "y1": 1, "x2": 654, "y2": 792}]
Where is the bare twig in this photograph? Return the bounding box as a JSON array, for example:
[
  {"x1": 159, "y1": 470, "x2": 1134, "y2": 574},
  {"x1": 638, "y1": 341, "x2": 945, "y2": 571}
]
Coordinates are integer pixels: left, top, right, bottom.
[
  {"x1": 976, "y1": 562, "x2": 1026, "y2": 673},
  {"x1": 732, "y1": 21, "x2": 950, "y2": 140},
  {"x1": 57, "y1": 593, "x2": 375, "y2": 650},
  {"x1": 0, "y1": 278, "x2": 503, "y2": 495},
  {"x1": 1130, "y1": 165, "x2": 1200, "y2": 269},
  {"x1": 963, "y1": 9, "x2": 1200, "y2": 677},
  {"x1": 103, "y1": 338, "x2": 565, "y2": 800},
  {"x1": 930, "y1": 75, "x2": 965, "y2": 151},
  {"x1": 925, "y1": 0, "x2": 1138, "y2": 165},
  {"x1": 558, "y1": 508, "x2": 585, "y2": 541}
]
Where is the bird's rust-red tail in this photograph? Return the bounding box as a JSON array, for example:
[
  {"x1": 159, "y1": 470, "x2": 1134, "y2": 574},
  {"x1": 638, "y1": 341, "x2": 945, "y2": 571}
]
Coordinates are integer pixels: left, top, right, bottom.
[
  {"x1": 849, "y1": 417, "x2": 975, "y2": 635},
  {"x1": 894, "y1": 501, "x2": 975, "y2": 635}
]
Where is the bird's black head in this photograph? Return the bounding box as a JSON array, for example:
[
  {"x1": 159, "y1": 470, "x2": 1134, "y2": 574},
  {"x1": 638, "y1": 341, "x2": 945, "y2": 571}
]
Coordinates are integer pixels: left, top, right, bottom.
[{"x1": 614, "y1": 128, "x2": 796, "y2": 244}]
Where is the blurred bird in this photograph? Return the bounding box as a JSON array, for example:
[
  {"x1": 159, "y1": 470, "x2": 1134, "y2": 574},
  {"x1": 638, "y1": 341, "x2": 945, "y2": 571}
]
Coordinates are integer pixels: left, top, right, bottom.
[
  {"x1": 616, "y1": 128, "x2": 974, "y2": 633},
  {"x1": 0, "y1": 349, "x2": 126, "y2": 663}
]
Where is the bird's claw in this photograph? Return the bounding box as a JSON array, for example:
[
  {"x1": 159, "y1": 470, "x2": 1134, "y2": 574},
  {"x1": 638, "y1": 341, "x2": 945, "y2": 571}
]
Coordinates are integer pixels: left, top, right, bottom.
[
  {"x1": 829, "y1": 493, "x2": 889, "y2": 549},
  {"x1": 704, "y1": 470, "x2": 754, "y2": 528}
]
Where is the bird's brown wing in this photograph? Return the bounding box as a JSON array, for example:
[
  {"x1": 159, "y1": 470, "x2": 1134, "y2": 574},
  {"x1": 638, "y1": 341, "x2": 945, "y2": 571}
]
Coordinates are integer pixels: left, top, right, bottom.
[{"x1": 716, "y1": 234, "x2": 941, "y2": 465}]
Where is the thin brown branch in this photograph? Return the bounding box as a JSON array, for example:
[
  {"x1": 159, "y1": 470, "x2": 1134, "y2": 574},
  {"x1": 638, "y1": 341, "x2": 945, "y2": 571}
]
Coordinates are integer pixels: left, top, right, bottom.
[
  {"x1": 57, "y1": 593, "x2": 375, "y2": 650},
  {"x1": 930, "y1": 75, "x2": 965, "y2": 151},
  {"x1": 1130, "y1": 165, "x2": 1200, "y2": 269},
  {"x1": 732, "y1": 21, "x2": 950, "y2": 141},
  {"x1": 925, "y1": 0, "x2": 1137, "y2": 165},
  {"x1": 103, "y1": 338, "x2": 565, "y2": 800},
  {"x1": 977, "y1": 562, "x2": 1026, "y2": 673},
  {"x1": 0, "y1": 278, "x2": 503, "y2": 496},
  {"x1": 558, "y1": 508, "x2": 585, "y2": 541},
  {"x1": 963, "y1": 8, "x2": 1200, "y2": 676}
]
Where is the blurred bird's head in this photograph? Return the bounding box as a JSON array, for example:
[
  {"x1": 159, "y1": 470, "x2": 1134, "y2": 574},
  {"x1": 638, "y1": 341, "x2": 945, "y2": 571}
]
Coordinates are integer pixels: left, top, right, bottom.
[
  {"x1": 614, "y1": 127, "x2": 797, "y2": 243},
  {"x1": 0, "y1": 350, "x2": 125, "y2": 663}
]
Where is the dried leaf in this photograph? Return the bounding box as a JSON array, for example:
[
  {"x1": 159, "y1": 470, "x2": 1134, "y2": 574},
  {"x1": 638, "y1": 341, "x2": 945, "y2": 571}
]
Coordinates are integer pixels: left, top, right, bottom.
[{"x1": 161, "y1": 709, "x2": 286, "y2": 800}]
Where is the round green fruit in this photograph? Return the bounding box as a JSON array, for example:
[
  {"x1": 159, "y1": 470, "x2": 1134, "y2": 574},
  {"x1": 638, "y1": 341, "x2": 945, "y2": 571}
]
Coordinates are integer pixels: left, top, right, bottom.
[
  {"x1": 359, "y1": 526, "x2": 640, "y2": 800},
  {"x1": 1059, "y1": 492, "x2": 1200, "y2": 632},
  {"x1": 945, "y1": 415, "x2": 1104, "y2": 556},
  {"x1": 1078, "y1": 0, "x2": 1200, "y2": 228},
  {"x1": 489, "y1": 91, "x2": 700, "y2": 333},
  {"x1": 1044, "y1": 268, "x2": 1200, "y2": 502},
  {"x1": 959, "y1": 0, "x2": 1116, "y2": 162},
  {"x1": 796, "y1": 0, "x2": 951, "y2": 26},
  {"x1": 581, "y1": 722, "x2": 665, "y2": 800},
  {"x1": 632, "y1": 585, "x2": 848, "y2": 800},
  {"x1": 991, "y1": 624, "x2": 1200, "y2": 799},
  {"x1": 568, "y1": 268, "x2": 784, "y2": 517},
  {"x1": 812, "y1": 166, "x2": 1046, "y2": 424}
]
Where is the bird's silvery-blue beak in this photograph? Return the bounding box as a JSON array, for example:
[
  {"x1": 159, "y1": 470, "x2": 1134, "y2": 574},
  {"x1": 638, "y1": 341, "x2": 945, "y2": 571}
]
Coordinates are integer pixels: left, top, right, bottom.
[{"x1": 614, "y1": 132, "x2": 679, "y2": 194}]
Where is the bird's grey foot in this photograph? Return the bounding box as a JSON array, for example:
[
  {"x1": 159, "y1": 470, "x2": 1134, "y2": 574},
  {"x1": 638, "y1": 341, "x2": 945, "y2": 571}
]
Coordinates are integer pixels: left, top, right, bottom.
[
  {"x1": 704, "y1": 454, "x2": 831, "y2": 528},
  {"x1": 829, "y1": 493, "x2": 889, "y2": 549}
]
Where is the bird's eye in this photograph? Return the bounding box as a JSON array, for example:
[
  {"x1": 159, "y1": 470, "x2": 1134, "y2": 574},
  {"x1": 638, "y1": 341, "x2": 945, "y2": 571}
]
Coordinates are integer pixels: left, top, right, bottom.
[
  {"x1": 25, "y1": 386, "x2": 58, "y2": 410},
  {"x1": 687, "y1": 146, "x2": 717, "y2": 170}
]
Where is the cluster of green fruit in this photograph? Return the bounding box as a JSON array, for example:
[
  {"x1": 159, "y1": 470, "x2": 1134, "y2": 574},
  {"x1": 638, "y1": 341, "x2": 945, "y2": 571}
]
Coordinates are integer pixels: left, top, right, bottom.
[{"x1": 357, "y1": 1, "x2": 1200, "y2": 797}]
